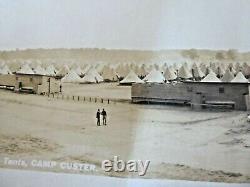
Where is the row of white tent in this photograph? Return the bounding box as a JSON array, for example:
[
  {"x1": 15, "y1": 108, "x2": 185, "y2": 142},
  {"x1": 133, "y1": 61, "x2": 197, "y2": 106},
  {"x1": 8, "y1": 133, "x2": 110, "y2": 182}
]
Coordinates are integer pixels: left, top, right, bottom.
[
  {"x1": 120, "y1": 69, "x2": 249, "y2": 84},
  {"x1": 0, "y1": 62, "x2": 249, "y2": 84},
  {"x1": 1, "y1": 60, "x2": 250, "y2": 76},
  {"x1": 61, "y1": 68, "x2": 104, "y2": 83}
]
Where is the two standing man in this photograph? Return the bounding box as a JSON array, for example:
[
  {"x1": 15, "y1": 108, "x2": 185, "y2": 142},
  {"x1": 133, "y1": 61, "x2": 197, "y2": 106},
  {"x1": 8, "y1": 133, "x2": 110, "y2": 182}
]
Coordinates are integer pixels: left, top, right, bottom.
[{"x1": 96, "y1": 109, "x2": 107, "y2": 126}]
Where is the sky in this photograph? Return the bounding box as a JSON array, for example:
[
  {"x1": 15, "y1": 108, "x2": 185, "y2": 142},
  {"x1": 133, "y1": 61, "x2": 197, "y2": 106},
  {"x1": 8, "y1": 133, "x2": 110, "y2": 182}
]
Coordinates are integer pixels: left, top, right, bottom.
[{"x1": 0, "y1": 0, "x2": 250, "y2": 51}]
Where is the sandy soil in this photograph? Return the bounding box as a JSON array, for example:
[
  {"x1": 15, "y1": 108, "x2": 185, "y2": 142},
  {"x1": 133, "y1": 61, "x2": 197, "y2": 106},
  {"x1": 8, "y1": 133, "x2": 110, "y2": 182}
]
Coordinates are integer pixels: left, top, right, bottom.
[
  {"x1": 0, "y1": 85, "x2": 250, "y2": 183},
  {"x1": 62, "y1": 83, "x2": 131, "y2": 100}
]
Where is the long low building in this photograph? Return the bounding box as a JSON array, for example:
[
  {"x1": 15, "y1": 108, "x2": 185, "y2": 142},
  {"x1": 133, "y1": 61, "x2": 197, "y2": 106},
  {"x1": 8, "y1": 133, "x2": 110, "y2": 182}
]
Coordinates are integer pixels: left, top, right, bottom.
[
  {"x1": 131, "y1": 82, "x2": 250, "y2": 111},
  {"x1": 15, "y1": 73, "x2": 61, "y2": 94},
  {"x1": 0, "y1": 74, "x2": 16, "y2": 88},
  {"x1": 0, "y1": 73, "x2": 61, "y2": 94}
]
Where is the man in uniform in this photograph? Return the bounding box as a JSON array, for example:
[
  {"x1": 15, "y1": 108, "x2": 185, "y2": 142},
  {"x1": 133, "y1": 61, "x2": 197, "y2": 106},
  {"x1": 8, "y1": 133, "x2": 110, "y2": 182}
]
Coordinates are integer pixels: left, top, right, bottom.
[
  {"x1": 101, "y1": 108, "x2": 107, "y2": 125},
  {"x1": 96, "y1": 109, "x2": 100, "y2": 126}
]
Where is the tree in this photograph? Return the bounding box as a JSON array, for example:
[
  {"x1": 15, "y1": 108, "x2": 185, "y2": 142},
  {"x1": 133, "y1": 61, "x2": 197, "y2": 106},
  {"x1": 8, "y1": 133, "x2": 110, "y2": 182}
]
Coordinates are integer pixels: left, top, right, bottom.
[
  {"x1": 181, "y1": 49, "x2": 199, "y2": 60},
  {"x1": 227, "y1": 49, "x2": 239, "y2": 60},
  {"x1": 215, "y1": 51, "x2": 226, "y2": 60}
]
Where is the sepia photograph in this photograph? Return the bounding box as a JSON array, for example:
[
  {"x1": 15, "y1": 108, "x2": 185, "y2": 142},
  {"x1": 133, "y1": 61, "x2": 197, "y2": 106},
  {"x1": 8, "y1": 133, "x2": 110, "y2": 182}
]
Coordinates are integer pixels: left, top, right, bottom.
[{"x1": 0, "y1": 0, "x2": 250, "y2": 186}]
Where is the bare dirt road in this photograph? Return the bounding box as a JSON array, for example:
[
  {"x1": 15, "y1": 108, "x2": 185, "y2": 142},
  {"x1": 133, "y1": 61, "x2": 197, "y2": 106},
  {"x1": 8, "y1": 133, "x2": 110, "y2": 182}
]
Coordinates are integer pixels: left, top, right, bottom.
[{"x1": 0, "y1": 88, "x2": 250, "y2": 183}]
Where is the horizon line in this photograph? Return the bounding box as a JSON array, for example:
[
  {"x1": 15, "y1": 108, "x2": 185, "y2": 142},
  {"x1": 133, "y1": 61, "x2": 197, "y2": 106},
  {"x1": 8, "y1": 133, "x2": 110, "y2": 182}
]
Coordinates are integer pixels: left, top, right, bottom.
[{"x1": 0, "y1": 47, "x2": 249, "y2": 53}]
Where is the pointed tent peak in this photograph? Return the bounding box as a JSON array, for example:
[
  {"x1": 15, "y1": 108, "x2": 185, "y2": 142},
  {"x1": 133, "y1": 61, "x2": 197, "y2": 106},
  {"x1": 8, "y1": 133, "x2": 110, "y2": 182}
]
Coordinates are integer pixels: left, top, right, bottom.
[
  {"x1": 61, "y1": 70, "x2": 82, "y2": 83},
  {"x1": 154, "y1": 64, "x2": 160, "y2": 70},
  {"x1": 216, "y1": 65, "x2": 226, "y2": 76},
  {"x1": 161, "y1": 63, "x2": 168, "y2": 69},
  {"x1": 192, "y1": 62, "x2": 198, "y2": 69},
  {"x1": 17, "y1": 64, "x2": 34, "y2": 75},
  {"x1": 81, "y1": 73, "x2": 98, "y2": 84},
  {"x1": 164, "y1": 67, "x2": 177, "y2": 81},
  {"x1": 137, "y1": 65, "x2": 147, "y2": 77},
  {"x1": 120, "y1": 70, "x2": 144, "y2": 84},
  {"x1": 228, "y1": 62, "x2": 234, "y2": 69},
  {"x1": 57, "y1": 64, "x2": 70, "y2": 76},
  {"x1": 243, "y1": 62, "x2": 249, "y2": 68},
  {"x1": 183, "y1": 62, "x2": 189, "y2": 68},
  {"x1": 0, "y1": 65, "x2": 12, "y2": 75},
  {"x1": 33, "y1": 65, "x2": 47, "y2": 75},
  {"x1": 231, "y1": 72, "x2": 249, "y2": 83},
  {"x1": 143, "y1": 69, "x2": 165, "y2": 83},
  {"x1": 173, "y1": 63, "x2": 181, "y2": 70},
  {"x1": 82, "y1": 64, "x2": 91, "y2": 75},
  {"x1": 230, "y1": 67, "x2": 236, "y2": 75},
  {"x1": 116, "y1": 64, "x2": 129, "y2": 78},
  {"x1": 102, "y1": 66, "x2": 118, "y2": 81},
  {"x1": 201, "y1": 72, "x2": 221, "y2": 83},
  {"x1": 243, "y1": 66, "x2": 250, "y2": 76},
  {"x1": 193, "y1": 65, "x2": 205, "y2": 78},
  {"x1": 46, "y1": 65, "x2": 57, "y2": 76},
  {"x1": 84, "y1": 67, "x2": 103, "y2": 82},
  {"x1": 235, "y1": 64, "x2": 243, "y2": 73},
  {"x1": 96, "y1": 63, "x2": 105, "y2": 73},
  {"x1": 8, "y1": 62, "x2": 21, "y2": 72},
  {"x1": 168, "y1": 65, "x2": 176, "y2": 73},
  {"x1": 74, "y1": 66, "x2": 84, "y2": 76},
  {"x1": 210, "y1": 62, "x2": 217, "y2": 72},
  {"x1": 178, "y1": 65, "x2": 192, "y2": 79},
  {"x1": 221, "y1": 68, "x2": 234, "y2": 82},
  {"x1": 159, "y1": 63, "x2": 167, "y2": 72}
]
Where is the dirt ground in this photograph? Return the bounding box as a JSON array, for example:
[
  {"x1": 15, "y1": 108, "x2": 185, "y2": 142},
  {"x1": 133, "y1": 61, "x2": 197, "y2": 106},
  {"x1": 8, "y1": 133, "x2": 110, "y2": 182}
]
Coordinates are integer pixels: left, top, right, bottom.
[
  {"x1": 0, "y1": 84, "x2": 250, "y2": 183},
  {"x1": 62, "y1": 82, "x2": 131, "y2": 100}
]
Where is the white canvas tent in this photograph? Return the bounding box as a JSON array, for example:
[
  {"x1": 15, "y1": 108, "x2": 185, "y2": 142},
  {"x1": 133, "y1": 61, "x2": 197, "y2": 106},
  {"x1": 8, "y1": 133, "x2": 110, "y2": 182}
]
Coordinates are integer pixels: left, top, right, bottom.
[
  {"x1": 82, "y1": 64, "x2": 91, "y2": 75},
  {"x1": 81, "y1": 68, "x2": 104, "y2": 83},
  {"x1": 221, "y1": 69, "x2": 234, "y2": 82},
  {"x1": 116, "y1": 64, "x2": 129, "y2": 78},
  {"x1": 164, "y1": 67, "x2": 177, "y2": 81},
  {"x1": 231, "y1": 72, "x2": 249, "y2": 83},
  {"x1": 46, "y1": 65, "x2": 57, "y2": 76},
  {"x1": 81, "y1": 73, "x2": 98, "y2": 83},
  {"x1": 33, "y1": 65, "x2": 47, "y2": 75},
  {"x1": 192, "y1": 64, "x2": 205, "y2": 78},
  {"x1": 143, "y1": 69, "x2": 165, "y2": 83},
  {"x1": 178, "y1": 65, "x2": 192, "y2": 79},
  {"x1": 120, "y1": 70, "x2": 144, "y2": 84},
  {"x1": 201, "y1": 72, "x2": 221, "y2": 82},
  {"x1": 87, "y1": 68, "x2": 103, "y2": 82},
  {"x1": 16, "y1": 64, "x2": 34, "y2": 74},
  {"x1": 137, "y1": 65, "x2": 147, "y2": 77},
  {"x1": 74, "y1": 66, "x2": 84, "y2": 76},
  {"x1": 57, "y1": 65, "x2": 70, "y2": 77},
  {"x1": 61, "y1": 70, "x2": 82, "y2": 83},
  {"x1": 216, "y1": 65, "x2": 225, "y2": 77},
  {"x1": 0, "y1": 65, "x2": 12, "y2": 75}
]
